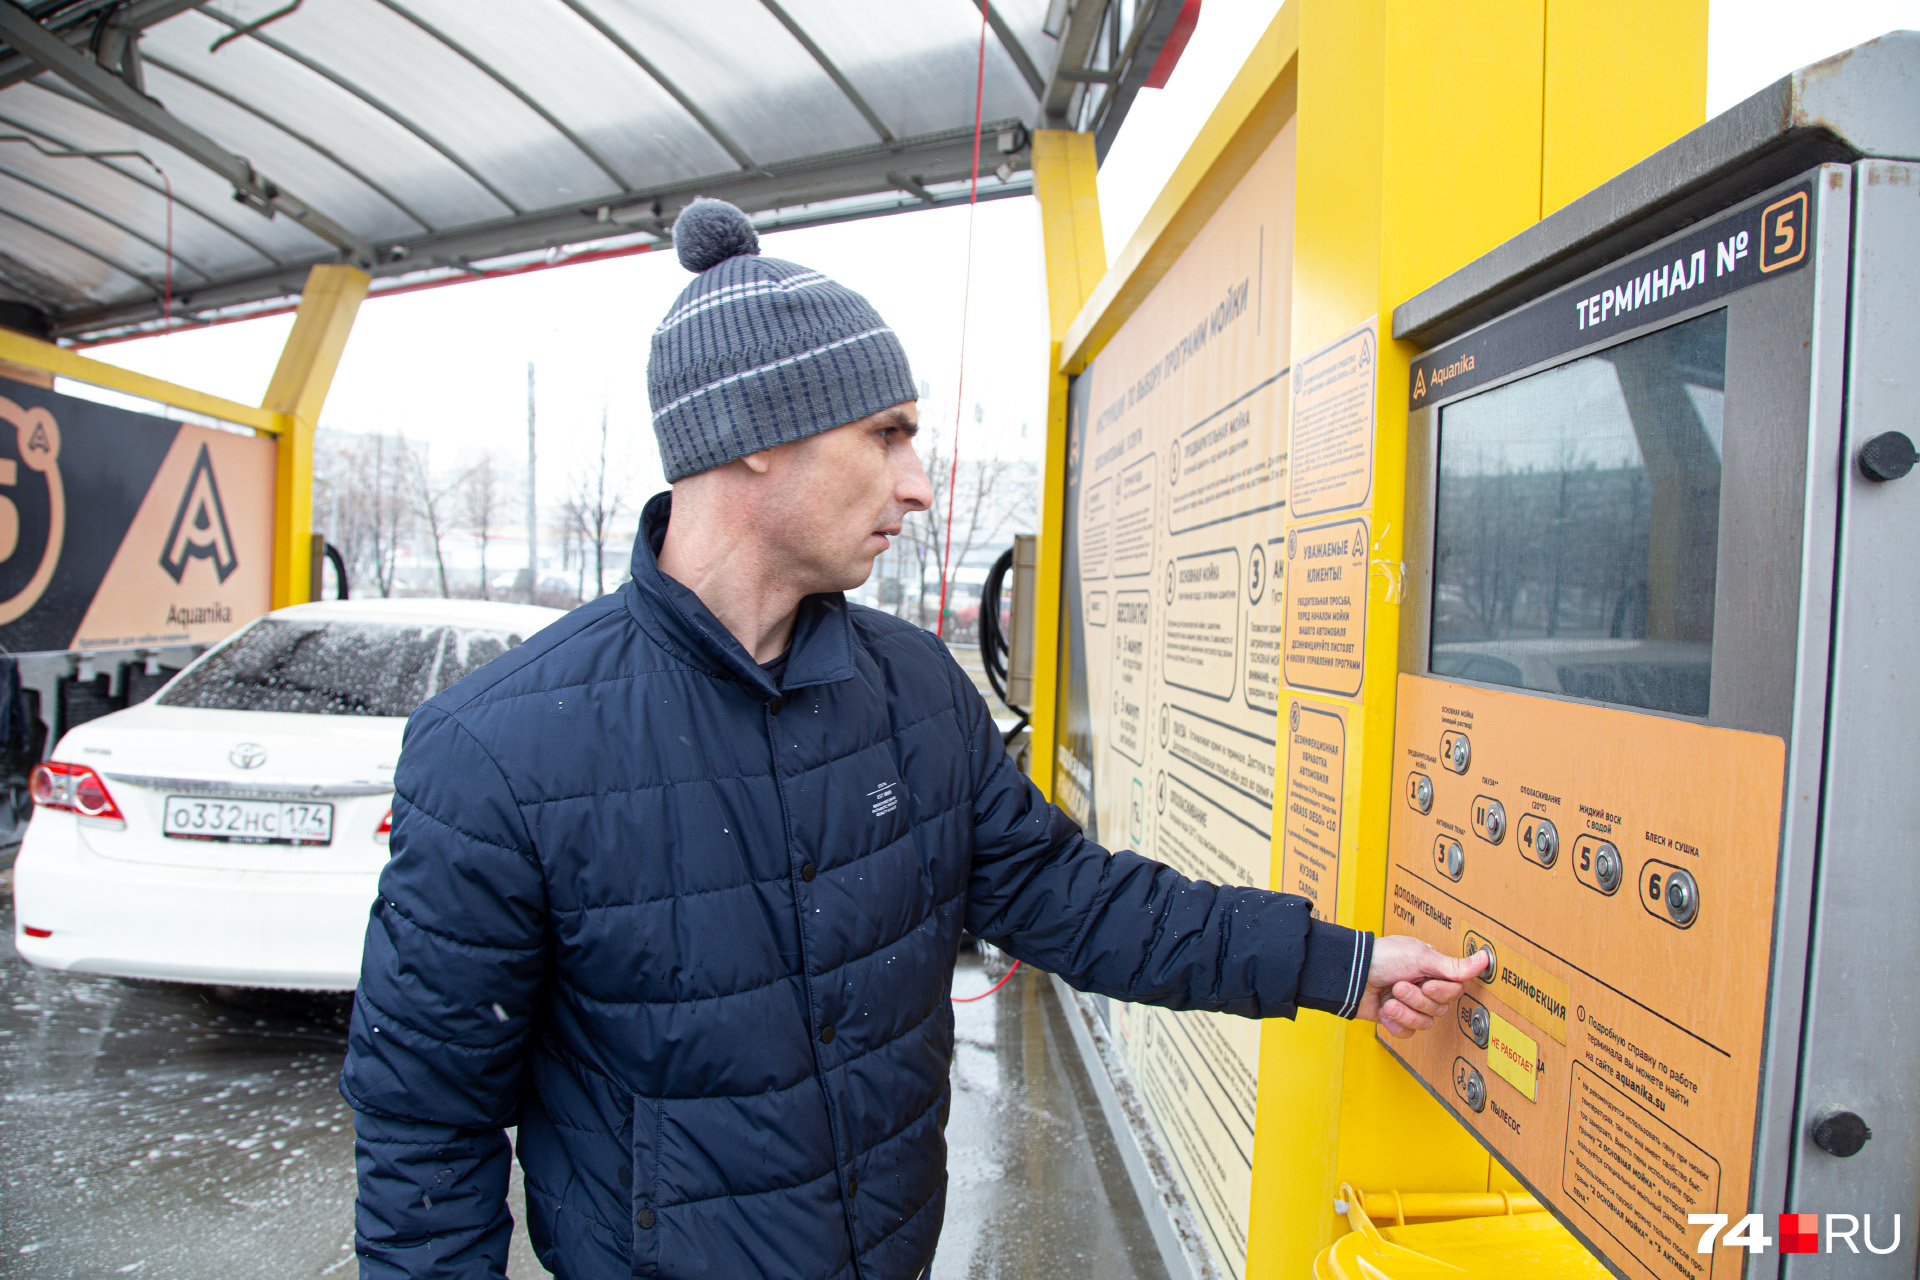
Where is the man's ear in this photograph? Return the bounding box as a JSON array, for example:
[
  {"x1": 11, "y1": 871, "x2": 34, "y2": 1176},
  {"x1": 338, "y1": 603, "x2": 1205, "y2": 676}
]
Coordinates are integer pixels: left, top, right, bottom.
[{"x1": 739, "y1": 449, "x2": 774, "y2": 475}]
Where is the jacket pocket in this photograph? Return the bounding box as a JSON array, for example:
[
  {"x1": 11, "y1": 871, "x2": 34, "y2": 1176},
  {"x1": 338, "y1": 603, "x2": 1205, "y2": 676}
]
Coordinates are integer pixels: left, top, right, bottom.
[{"x1": 629, "y1": 1095, "x2": 662, "y2": 1277}]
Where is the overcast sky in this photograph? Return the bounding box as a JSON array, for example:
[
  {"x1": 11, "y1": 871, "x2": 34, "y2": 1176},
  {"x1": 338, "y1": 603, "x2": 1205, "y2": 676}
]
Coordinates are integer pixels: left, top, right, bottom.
[{"x1": 81, "y1": 0, "x2": 1919, "y2": 508}]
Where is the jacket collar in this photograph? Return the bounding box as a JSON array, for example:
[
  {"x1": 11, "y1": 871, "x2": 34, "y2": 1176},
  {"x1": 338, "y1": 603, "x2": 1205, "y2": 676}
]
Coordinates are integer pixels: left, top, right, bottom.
[{"x1": 625, "y1": 491, "x2": 856, "y2": 698}]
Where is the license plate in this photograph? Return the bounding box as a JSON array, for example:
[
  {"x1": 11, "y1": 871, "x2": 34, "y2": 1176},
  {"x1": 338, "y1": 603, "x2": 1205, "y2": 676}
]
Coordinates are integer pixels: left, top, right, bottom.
[{"x1": 162, "y1": 796, "x2": 334, "y2": 846}]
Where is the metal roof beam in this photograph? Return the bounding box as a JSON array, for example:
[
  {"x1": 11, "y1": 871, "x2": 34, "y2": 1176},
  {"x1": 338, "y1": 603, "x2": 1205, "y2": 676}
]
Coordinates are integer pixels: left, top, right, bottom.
[
  {"x1": 59, "y1": 119, "x2": 1035, "y2": 334},
  {"x1": 143, "y1": 52, "x2": 434, "y2": 234},
  {"x1": 554, "y1": 0, "x2": 756, "y2": 170},
  {"x1": 0, "y1": 4, "x2": 371, "y2": 260},
  {"x1": 1039, "y1": 0, "x2": 1106, "y2": 125},
  {"x1": 885, "y1": 170, "x2": 937, "y2": 205},
  {"x1": 373, "y1": 0, "x2": 631, "y2": 196},
  {"x1": 758, "y1": 0, "x2": 892, "y2": 143},
  {"x1": 973, "y1": 0, "x2": 1045, "y2": 101},
  {"x1": 1090, "y1": 0, "x2": 1189, "y2": 159},
  {"x1": 0, "y1": 102, "x2": 288, "y2": 262},
  {"x1": 194, "y1": 5, "x2": 524, "y2": 217},
  {"x1": 0, "y1": 0, "x2": 199, "y2": 90}
]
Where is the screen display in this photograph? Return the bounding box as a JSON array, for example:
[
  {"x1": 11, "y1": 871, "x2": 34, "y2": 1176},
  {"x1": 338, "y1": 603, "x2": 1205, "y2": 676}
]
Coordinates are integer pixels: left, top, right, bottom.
[{"x1": 1430, "y1": 310, "x2": 1726, "y2": 716}]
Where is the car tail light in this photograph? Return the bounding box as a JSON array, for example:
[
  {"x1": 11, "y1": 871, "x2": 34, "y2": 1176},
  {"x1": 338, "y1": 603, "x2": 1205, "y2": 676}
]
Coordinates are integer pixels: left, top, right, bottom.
[
  {"x1": 22, "y1": 926, "x2": 52, "y2": 939},
  {"x1": 375, "y1": 808, "x2": 392, "y2": 843},
  {"x1": 29, "y1": 762, "x2": 126, "y2": 824}
]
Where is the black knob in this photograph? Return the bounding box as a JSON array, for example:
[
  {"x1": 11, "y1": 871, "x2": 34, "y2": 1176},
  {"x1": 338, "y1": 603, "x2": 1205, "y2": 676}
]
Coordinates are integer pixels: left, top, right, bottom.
[
  {"x1": 1811, "y1": 1107, "x2": 1872, "y2": 1157},
  {"x1": 1858, "y1": 431, "x2": 1915, "y2": 482}
]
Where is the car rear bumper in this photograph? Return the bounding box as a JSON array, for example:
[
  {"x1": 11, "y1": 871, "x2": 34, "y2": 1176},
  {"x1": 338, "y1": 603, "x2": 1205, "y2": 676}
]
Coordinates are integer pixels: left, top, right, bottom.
[{"x1": 11, "y1": 816, "x2": 377, "y2": 991}]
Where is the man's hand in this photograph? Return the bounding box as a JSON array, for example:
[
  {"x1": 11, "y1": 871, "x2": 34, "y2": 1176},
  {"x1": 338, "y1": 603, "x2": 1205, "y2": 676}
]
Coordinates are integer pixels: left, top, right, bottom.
[{"x1": 1356, "y1": 936, "x2": 1489, "y2": 1038}]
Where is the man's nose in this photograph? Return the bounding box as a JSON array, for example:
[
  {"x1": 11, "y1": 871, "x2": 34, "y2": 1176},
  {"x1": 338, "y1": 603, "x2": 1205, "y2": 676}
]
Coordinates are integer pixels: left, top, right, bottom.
[{"x1": 897, "y1": 445, "x2": 933, "y2": 512}]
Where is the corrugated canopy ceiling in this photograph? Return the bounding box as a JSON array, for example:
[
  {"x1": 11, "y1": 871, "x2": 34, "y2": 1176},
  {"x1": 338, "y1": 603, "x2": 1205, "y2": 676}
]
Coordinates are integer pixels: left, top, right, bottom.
[{"x1": 0, "y1": 0, "x2": 1195, "y2": 341}]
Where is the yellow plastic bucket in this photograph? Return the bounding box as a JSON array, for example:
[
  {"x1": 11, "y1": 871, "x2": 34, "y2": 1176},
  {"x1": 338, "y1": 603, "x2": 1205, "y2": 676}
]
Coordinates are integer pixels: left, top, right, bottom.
[{"x1": 1311, "y1": 1185, "x2": 1611, "y2": 1279}]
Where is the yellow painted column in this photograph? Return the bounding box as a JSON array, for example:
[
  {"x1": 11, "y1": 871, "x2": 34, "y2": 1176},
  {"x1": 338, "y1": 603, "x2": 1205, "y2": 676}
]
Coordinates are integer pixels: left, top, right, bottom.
[
  {"x1": 1027, "y1": 130, "x2": 1106, "y2": 798},
  {"x1": 1245, "y1": 2, "x2": 1704, "y2": 1274},
  {"x1": 1542, "y1": 0, "x2": 1708, "y2": 216},
  {"x1": 260, "y1": 264, "x2": 369, "y2": 607}
]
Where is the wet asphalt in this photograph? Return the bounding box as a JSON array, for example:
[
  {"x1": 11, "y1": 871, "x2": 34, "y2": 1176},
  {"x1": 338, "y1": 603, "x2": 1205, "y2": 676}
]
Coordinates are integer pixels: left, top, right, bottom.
[{"x1": 2, "y1": 872, "x2": 1165, "y2": 1280}]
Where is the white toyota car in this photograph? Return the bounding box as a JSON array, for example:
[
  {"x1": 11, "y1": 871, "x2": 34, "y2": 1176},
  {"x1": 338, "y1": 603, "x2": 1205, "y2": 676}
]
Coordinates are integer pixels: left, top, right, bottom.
[{"x1": 10, "y1": 597, "x2": 563, "y2": 990}]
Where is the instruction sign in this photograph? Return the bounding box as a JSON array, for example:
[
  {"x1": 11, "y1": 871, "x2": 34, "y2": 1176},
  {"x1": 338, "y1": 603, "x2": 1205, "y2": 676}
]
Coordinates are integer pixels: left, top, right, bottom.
[
  {"x1": 1054, "y1": 120, "x2": 1297, "y2": 1280},
  {"x1": 0, "y1": 376, "x2": 272, "y2": 653},
  {"x1": 1280, "y1": 698, "x2": 1345, "y2": 920},
  {"x1": 1282, "y1": 517, "x2": 1367, "y2": 697},
  {"x1": 1289, "y1": 323, "x2": 1374, "y2": 517},
  {"x1": 1383, "y1": 675, "x2": 1786, "y2": 1280}
]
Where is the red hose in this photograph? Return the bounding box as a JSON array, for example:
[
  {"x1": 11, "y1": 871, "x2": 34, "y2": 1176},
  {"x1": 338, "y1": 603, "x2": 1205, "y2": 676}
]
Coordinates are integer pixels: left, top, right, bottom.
[
  {"x1": 951, "y1": 958, "x2": 1020, "y2": 1002},
  {"x1": 934, "y1": 0, "x2": 989, "y2": 640}
]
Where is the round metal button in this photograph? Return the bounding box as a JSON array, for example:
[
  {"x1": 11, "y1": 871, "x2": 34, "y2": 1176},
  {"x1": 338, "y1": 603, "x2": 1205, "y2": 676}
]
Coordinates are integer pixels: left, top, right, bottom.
[
  {"x1": 1593, "y1": 843, "x2": 1622, "y2": 894},
  {"x1": 636, "y1": 1208, "x2": 655, "y2": 1230},
  {"x1": 1532, "y1": 819, "x2": 1558, "y2": 866},
  {"x1": 1467, "y1": 1005, "x2": 1489, "y2": 1048},
  {"x1": 1410, "y1": 773, "x2": 1433, "y2": 813},
  {"x1": 1445, "y1": 840, "x2": 1465, "y2": 880},
  {"x1": 1449, "y1": 735, "x2": 1470, "y2": 771},
  {"x1": 1664, "y1": 867, "x2": 1699, "y2": 927},
  {"x1": 819, "y1": 1023, "x2": 835, "y2": 1044},
  {"x1": 1483, "y1": 803, "x2": 1505, "y2": 843},
  {"x1": 1462, "y1": 1068, "x2": 1486, "y2": 1112},
  {"x1": 800, "y1": 862, "x2": 817, "y2": 882}
]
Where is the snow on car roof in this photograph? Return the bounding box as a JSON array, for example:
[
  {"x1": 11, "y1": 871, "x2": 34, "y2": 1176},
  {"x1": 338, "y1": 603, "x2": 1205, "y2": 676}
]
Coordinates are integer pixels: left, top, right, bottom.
[{"x1": 266, "y1": 598, "x2": 567, "y2": 635}]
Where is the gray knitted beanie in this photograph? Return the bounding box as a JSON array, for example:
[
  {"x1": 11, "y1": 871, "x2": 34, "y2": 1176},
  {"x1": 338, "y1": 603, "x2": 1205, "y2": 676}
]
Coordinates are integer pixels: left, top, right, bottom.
[{"x1": 647, "y1": 198, "x2": 918, "y2": 481}]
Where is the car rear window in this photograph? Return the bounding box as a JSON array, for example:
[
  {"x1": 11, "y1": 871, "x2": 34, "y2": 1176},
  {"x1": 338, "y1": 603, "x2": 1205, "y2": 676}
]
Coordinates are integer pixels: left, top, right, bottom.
[{"x1": 157, "y1": 619, "x2": 526, "y2": 717}]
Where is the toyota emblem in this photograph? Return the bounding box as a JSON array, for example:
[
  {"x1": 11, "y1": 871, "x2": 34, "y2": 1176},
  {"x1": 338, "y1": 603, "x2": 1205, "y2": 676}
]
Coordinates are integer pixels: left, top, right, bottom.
[{"x1": 229, "y1": 742, "x2": 267, "y2": 770}]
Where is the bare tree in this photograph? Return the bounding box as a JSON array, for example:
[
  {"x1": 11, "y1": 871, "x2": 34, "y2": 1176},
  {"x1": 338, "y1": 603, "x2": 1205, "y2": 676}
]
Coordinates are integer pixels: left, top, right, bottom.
[
  {"x1": 411, "y1": 443, "x2": 459, "y2": 598},
  {"x1": 314, "y1": 430, "x2": 415, "y2": 598},
  {"x1": 900, "y1": 432, "x2": 1025, "y2": 633},
  {"x1": 563, "y1": 405, "x2": 627, "y2": 599},
  {"x1": 459, "y1": 452, "x2": 510, "y2": 600}
]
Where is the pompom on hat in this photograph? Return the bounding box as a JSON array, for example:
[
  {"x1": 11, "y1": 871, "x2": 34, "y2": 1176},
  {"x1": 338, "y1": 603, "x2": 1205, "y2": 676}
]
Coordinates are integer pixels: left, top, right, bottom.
[{"x1": 646, "y1": 198, "x2": 917, "y2": 481}]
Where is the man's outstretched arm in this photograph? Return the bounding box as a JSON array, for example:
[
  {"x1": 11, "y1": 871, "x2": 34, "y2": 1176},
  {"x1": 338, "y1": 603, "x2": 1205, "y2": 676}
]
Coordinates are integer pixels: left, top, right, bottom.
[
  {"x1": 948, "y1": 652, "x2": 1485, "y2": 1026},
  {"x1": 341, "y1": 707, "x2": 547, "y2": 1280}
]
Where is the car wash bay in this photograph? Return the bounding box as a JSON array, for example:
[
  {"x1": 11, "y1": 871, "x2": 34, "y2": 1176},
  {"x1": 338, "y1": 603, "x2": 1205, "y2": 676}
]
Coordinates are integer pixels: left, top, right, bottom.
[{"x1": 0, "y1": 876, "x2": 1165, "y2": 1280}]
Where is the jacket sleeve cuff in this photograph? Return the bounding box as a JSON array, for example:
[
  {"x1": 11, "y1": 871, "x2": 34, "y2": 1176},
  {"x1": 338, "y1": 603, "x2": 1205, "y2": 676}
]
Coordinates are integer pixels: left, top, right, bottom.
[{"x1": 1295, "y1": 918, "x2": 1374, "y2": 1019}]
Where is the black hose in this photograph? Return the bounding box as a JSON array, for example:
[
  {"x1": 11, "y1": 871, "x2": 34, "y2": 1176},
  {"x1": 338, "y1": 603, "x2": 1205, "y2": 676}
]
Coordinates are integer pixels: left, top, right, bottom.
[
  {"x1": 978, "y1": 547, "x2": 1028, "y2": 747},
  {"x1": 324, "y1": 541, "x2": 349, "y2": 599}
]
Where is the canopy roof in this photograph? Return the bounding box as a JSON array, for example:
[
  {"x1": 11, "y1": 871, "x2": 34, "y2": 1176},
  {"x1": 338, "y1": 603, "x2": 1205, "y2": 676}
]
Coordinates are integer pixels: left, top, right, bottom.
[{"x1": 0, "y1": 0, "x2": 1192, "y2": 341}]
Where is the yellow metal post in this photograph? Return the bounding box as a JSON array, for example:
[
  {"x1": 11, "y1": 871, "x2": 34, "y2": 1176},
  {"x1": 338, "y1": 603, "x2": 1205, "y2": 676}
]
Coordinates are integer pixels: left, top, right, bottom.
[
  {"x1": 260, "y1": 264, "x2": 369, "y2": 608},
  {"x1": 1027, "y1": 129, "x2": 1105, "y2": 798},
  {"x1": 1542, "y1": 0, "x2": 1708, "y2": 216}
]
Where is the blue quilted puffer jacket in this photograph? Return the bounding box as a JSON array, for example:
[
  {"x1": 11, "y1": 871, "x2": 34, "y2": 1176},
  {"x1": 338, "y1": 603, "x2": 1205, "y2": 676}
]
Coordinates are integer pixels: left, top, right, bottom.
[{"x1": 342, "y1": 493, "x2": 1373, "y2": 1280}]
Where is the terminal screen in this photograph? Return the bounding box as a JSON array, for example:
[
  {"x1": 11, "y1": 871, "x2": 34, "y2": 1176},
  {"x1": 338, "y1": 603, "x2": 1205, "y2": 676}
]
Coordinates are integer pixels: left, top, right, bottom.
[{"x1": 1429, "y1": 309, "x2": 1726, "y2": 716}]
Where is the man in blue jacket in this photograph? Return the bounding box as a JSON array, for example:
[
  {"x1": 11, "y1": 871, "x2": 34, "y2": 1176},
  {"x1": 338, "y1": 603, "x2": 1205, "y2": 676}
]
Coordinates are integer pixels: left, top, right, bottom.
[{"x1": 342, "y1": 199, "x2": 1484, "y2": 1280}]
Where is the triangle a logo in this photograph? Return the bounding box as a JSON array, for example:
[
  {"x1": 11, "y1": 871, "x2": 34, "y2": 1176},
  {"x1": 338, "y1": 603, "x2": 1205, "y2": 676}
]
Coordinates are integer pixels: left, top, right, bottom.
[
  {"x1": 1413, "y1": 367, "x2": 1427, "y2": 400},
  {"x1": 159, "y1": 443, "x2": 239, "y2": 584}
]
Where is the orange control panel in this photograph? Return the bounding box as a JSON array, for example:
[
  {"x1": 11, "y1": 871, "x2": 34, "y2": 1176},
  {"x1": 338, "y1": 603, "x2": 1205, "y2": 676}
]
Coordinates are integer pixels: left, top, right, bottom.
[{"x1": 1383, "y1": 675, "x2": 1786, "y2": 1280}]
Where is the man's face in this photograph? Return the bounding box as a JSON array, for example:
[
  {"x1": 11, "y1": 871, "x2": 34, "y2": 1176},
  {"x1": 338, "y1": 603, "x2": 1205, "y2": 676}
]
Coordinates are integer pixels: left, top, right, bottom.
[{"x1": 753, "y1": 402, "x2": 931, "y2": 594}]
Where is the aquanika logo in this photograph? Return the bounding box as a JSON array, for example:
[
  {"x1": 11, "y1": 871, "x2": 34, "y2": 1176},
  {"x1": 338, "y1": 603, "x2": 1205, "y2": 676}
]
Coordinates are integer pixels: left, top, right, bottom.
[{"x1": 159, "y1": 443, "x2": 238, "y2": 584}]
